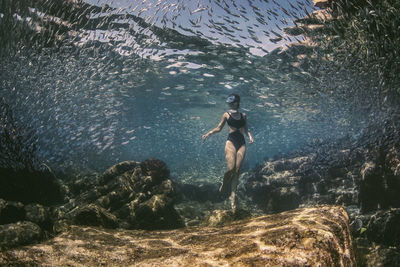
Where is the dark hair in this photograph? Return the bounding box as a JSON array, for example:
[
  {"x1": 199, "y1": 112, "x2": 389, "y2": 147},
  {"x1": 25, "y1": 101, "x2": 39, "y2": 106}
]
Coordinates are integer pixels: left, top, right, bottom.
[{"x1": 226, "y1": 93, "x2": 240, "y2": 104}]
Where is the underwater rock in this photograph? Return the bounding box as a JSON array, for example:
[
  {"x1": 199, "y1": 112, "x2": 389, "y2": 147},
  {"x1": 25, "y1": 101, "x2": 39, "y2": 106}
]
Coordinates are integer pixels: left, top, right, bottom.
[
  {"x1": 243, "y1": 122, "x2": 400, "y2": 264},
  {"x1": 177, "y1": 182, "x2": 221, "y2": 203},
  {"x1": 0, "y1": 199, "x2": 25, "y2": 225},
  {"x1": 363, "y1": 243, "x2": 400, "y2": 267},
  {"x1": 359, "y1": 145, "x2": 400, "y2": 212},
  {"x1": 359, "y1": 161, "x2": 384, "y2": 212},
  {"x1": 67, "y1": 173, "x2": 99, "y2": 196},
  {"x1": 99, "y1": 160, "x2": 139, "y2": 184},
  {"x1": 24, "y1": 203, "x2": 52, "y2": 231},
  {"x1": 355, "y1": 235, "x2": 400, "y2": 267},
  {"x1": 68, "y1": 204, "x2": 118, "y2": 229},
  {"x1": 0, "y1": 205, "x2": 355, "y2": 266},
  {"x1": 0, "y1": 168, "x2": 66, "y2": 206},
  {"x1": 365, "y1": 208, "x2": 400, "y2": 247},
  {"x1": 202, "y1": 209, "x2": 234, "y2": 227},
  {"x1": 133, "y1": 193, "x2": 183, "y2": 230},
  {"x1": 202, "y1": 209, "x2": 251, "y2": 227},
  {"x1": 0, "y1": 221, "x2": 42, "y2": 248},
  {"x1": 62, "y1": 159, "x2": 183, "y2": 230},
  {"x1": 384, "y1": 147, "x2": 400, "y2": 207},
  {"x1": 0, "y1": 200, "x2": 56, "y2": 247},
  {"x1": 244, "y1": 155, "x2": 314, "y2": 213},
  {"x1": 244, "y1": 145, "x2": 367, "y2": 214}
]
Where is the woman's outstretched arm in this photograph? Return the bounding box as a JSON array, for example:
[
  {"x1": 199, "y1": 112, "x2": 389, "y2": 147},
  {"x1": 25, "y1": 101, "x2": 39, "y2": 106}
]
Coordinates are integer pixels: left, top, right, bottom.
[
  {"x1": 202, "y1": 113, "x2": 227, "y2": 141},
  {"x1": 243, "y1": 113, "x2": 254, "y2": 144}
]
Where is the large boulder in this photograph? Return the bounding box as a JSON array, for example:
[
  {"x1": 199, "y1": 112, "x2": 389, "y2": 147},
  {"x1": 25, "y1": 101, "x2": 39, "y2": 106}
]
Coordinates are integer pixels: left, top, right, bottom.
[
  {"x1": 0, "y1": 200, "x2": 54, "y2": 247},
  {"x1": 244, "y1": 155, "x2": 318, "y2": 212},
  {"x1": 244, "y1": 147, "x2": 365, "y2": 214},
  {"x1": 365, "y1": 208, "x2": 400, "y2": 247},
  {"x1": 0, "y1": 221, "x2": 42, "y2": 248},
  {"x1": 359, "y1": 145, "x2": 400, "y2": 212},
  {"x1": 63, "y1": 159, "x2": 184, "y2": 230},
  {"x1": 0, "y1": 200, "x2": 54, "y2": 229},
  {"x1": 359, "y1": 161, "x2": 385, "y2": 212},
  {"x1": 383, "y1": 147, "x2": 400, "y2": 207},
  {"x1": 0, "y1": 205, "x2": 355, "y2": 266},
  {"x1": 0, "y1": 168, "x2": 66, "y2": 206},
  {"x1": 363, "y1": 244, "x2": 400, "y2": 267}
]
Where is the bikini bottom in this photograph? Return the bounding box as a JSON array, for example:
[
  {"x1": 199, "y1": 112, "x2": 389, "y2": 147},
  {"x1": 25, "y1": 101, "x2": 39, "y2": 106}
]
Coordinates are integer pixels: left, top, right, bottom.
[{"x1": 227, "y1": 131, "x2": 245, "y2": 151}]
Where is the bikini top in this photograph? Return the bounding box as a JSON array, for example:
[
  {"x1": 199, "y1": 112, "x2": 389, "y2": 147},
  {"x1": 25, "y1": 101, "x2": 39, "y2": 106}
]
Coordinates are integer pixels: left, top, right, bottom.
[{"x1": 227, "y1": 112, "x2": 246, "y2": 129}]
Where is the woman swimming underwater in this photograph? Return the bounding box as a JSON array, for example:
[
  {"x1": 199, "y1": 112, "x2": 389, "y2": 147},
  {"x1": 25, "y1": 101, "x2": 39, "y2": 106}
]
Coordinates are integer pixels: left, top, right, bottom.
[{"x1": 202, "y1": 94, "x2": 254, "y2": 210}]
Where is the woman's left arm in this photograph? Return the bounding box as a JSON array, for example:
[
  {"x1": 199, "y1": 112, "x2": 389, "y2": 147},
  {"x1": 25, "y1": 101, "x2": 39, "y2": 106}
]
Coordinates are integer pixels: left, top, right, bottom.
[{"x1": 243, "y1": 113, "x2": 254, "y2": 144}]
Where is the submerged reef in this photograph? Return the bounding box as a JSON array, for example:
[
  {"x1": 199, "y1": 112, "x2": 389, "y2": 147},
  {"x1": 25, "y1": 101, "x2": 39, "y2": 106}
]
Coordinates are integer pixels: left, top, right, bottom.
[
  {"x1": 243, "y1": 123, "x2": 400, "y2": 265},
  {"x1": 0, "y1": 158, "x2": 184, "y2": 249},
  {"x1": 61, "y1": 158, "x2": 184, "y2": 230},
  {"x1": 0, "y1": 205, "x2": 355, "y2": 266},
  {"x1": 1, "y1": 138, "x2": 400, "y2": 265},
  {"x1": 2, "y1": 0, "x2": 400, "y2": 266}
]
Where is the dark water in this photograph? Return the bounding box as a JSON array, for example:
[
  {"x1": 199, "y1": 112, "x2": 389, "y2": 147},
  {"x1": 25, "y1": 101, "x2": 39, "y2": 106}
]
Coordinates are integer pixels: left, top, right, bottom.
[{"x1": 0, "y1": 0, "x2": 379, "y2": 182}]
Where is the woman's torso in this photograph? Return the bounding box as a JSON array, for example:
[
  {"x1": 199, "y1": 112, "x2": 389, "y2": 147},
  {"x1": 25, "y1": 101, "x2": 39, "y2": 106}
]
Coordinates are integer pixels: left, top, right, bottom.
[{"x1": 226, "y1": 111, "x2": 245, "y2": 133}]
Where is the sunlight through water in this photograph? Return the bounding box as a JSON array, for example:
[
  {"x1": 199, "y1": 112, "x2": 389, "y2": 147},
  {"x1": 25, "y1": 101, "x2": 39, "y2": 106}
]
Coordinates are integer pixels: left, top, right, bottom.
[{"x1": 0, "y1": 0, "x2": 375, "y2": 182}]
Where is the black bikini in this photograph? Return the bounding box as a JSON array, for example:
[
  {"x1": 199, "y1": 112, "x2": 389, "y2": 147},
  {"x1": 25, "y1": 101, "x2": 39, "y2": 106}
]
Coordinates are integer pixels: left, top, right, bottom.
[{"x1": 226, "y1": 112, "x2": 246, "y2": 151}]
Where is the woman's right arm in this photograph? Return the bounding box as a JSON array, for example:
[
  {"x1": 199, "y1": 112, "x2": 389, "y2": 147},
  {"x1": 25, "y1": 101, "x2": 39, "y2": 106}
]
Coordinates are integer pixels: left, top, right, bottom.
[{"x1": 202, "y1": 113, "x2": 227, "y2": 141}]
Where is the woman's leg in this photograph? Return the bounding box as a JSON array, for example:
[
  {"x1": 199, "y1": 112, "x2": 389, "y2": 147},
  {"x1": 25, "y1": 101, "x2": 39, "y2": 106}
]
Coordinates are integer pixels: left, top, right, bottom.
[
  {"x1": 220, "y1": 141, "x2": 236, "y2": 195},
  {"x1": 230, "y1": 145, "x2": 246, "y2": 210}
]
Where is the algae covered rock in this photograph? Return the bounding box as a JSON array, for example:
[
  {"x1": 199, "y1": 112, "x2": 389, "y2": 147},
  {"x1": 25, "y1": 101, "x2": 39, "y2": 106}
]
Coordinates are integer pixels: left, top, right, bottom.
[
  {"x1": 202, "y1": 209, "x2": 234, "y2": 227},
  {"x1": 24, "y1": 203, "x2": 52, "y2": 231},
  {"x1": 0, "y1": 205, "x2": 355, "y2": 266},
  {"x1": 365, "y1": 208, "x2": 400, "y2": 246},
  {"x1": 64, "y1": 158, "x2": 184, "y2": 230},
  {"x1": 133, "y1": 192, "x2": 183, "y2": 230},
  {"x1": 0, "y1": 221, "x2": 42, "y2": 248},
  {"x1": 68, "y1": 204, "x2": 118, "y2": 229},
  {"x1": 0, "y1": 200, "x2": 54, "y2": 247},
  {"x1": 244, "y1": 147, "x2": 364, "y2": 214},
  {"x1": 364, "y1": 244, "x2": 400, "y2": 267},
  {"x1": 244, "y1": 155, "x2": 313, "y2": 212},
  {"x1": 202, "y1": 209, "x2": 251, "y2": 227}
]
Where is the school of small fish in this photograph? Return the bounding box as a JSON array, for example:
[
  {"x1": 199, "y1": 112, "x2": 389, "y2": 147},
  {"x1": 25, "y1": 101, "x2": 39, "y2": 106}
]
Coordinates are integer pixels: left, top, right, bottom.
[{"x1": 0, "y1": 0, "x2": 398, "y2": 176}]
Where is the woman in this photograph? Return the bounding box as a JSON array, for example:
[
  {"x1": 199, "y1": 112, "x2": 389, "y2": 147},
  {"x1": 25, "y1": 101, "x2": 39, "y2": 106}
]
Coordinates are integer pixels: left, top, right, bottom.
[{"x1": 202, "y1": 94, "x2": 254, "y2": 211}]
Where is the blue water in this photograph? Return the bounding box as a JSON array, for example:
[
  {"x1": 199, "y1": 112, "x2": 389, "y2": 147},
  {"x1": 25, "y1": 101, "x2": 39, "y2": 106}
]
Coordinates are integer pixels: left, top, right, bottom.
[{"x1": 0, "y1": 0, "x2": 372, "y2": 182}]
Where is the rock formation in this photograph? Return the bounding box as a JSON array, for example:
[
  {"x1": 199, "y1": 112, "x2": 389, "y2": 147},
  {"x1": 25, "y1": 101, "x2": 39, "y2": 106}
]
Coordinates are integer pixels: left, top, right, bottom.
[
  {"x1": 0, "y1": 158, "x2": 184, "y2": 248},
  {"x1": 0, "y1": 205, "x2": 355, "y2": 266},
  {"x1": 0, "y1": 170, "x2": 66, "y2": 248},
  {"x1": 59, "y1": 158, "x2": 184, "y2": 230},
  {"x1": 273, "y1": 0, "x2": 400, "y2": 263},
  {"x1": 243, "y1": 121, "x2": 400, "y2": 265},
  {"x1": 244, "y1": 147, "x2": 363, "y2": 213}
]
